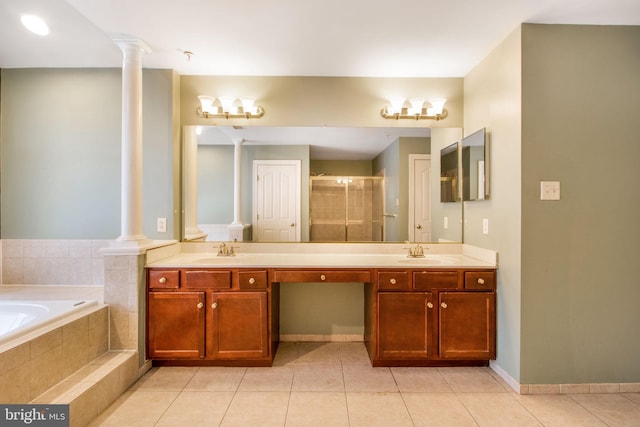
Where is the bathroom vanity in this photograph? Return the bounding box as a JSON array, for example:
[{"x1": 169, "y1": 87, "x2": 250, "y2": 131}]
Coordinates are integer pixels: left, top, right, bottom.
[{"x1": 145, "y1": 244, "x2": 497, "y2": 367}]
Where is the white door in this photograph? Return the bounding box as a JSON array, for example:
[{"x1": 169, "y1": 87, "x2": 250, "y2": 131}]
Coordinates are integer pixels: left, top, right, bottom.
[
  {"x1": 408, "y1": 154, "x2": 432, "y2": 242},
  {"x1": 253, "y1": 160, "x2": 301, "y2": 242}
]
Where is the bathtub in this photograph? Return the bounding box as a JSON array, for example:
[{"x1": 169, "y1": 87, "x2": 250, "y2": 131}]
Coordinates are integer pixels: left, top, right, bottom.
[{"x1": 0, "y1": 300, "x2": 99, "y2": 347}]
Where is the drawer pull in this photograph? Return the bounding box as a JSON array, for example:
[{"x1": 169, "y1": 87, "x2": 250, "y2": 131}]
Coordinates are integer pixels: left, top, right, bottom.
[
  {"x1": 441, "y1": 302, "x2": 448, "y2": 309},
  {"x1": 211, "y1": 302, "x2": 218, "y2": 309},
  {"x1": 478, "y1": 278, "x2": 485, "y2": 285},
  {"x1": 197, "y1": 302, "x2": 203, "y2": 309},
  {"x1": 158, "y1": 277, "x2": 167, "y2": 284},
  {"x1": 320, "y1": 274, "x2": 326, "y2": 281},
  {"x1": 427, "y1": 302, "x2": 433, "y2": 309},
  {"x1": 249, "y1": 278, "x2": 256, "y2": 284},
  {"x1": 390, "y1": 278, "x2": 397, "y2": 285}
]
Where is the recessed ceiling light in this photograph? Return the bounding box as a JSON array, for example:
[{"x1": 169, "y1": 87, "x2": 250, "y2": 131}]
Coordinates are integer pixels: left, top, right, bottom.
[{"x1": 21, "y1": 14, "x2": 49, "y2": 36}]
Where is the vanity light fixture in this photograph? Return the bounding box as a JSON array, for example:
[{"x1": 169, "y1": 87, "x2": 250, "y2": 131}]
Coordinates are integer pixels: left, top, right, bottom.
[
  {"x1": 381, "y1": 97, "x2": 448, "y2": 121},
  {"x1": 197, "y1": 95, "x2": 264, "y2": 119}
]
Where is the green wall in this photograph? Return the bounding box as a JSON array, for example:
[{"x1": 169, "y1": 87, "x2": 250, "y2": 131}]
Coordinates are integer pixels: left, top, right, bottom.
[
  {"x1": 520, "y1": 24, "x2": 640, "y2": 384},
  {"x1": 0, "y1": 68, "x2": 177, "y2": 240},
  {"x1": 197, "y1": 145, "x2": 234, "y2": 223}
]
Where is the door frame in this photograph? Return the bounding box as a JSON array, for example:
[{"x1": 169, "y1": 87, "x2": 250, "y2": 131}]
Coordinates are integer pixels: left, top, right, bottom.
[{"x1": 252, "y1": 159, "x2": 301, "y2": 242}]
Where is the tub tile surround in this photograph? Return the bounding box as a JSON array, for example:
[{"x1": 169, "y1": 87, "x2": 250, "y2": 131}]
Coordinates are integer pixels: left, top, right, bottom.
[
  {"x1": 1, "y1": 239, "x2": 110, "y2": 286},
  {"x1": 0, "y1": 305, "x2": 109, "y2": 403}
]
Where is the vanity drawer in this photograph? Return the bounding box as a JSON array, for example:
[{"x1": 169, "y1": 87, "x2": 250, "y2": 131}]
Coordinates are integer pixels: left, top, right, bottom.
[
  {"x1": 464, "y1": 271, "x2": 496, "y2": 290},
  {"x1": 272, "y1": 270, "x2": 371, "y2": 283},
  {"x1": 182, "y1": 270, "x2": 232, "y2": 289},
  {"x1": 377, "y1": 271, "x2": 410, "y2": 290},
  {"x1": 148, "y1": 269, "x2": 180, "y2": 289},
  {"x1": 413, "y1": 271, "x2": 460, "y2": 290},
  {"x1": 238, "y1": 270, "x2": 268, "y2": 290}
]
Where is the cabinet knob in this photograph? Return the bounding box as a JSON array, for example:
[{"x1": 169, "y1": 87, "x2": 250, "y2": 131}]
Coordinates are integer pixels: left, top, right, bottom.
[
  {"x1": 441, "y1": 302, "x2": 448, "y2": 309},
  {"x1": 477, "y1": 278, "x2": 485, "y2": 285},
  {"x1": 158, "y1": 277, "x2": 167, "y2": 284},
  {"x1": 249, "y1": 277, "x2": 256, "y2": 284},
  {"x1": 390, "y1": 278, "x2": 397, "y2": 285},
  {"x1": 320, "y1": 274, "x2": 326, "y2": 281},
  {"x1": 211, "y1": 302, "x2": 218, "y2": 309},
  {"x1": 427, "y1": 302, "x2": 434, "y2": 309},
  {"x1": 197, "y1": 302, "x2": 203, "y2": 309}
]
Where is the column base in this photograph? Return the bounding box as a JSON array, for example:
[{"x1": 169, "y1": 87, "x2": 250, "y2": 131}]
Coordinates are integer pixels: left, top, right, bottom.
[{"x1": 228, "y1": 224, "x2": 252, "y2": 242}]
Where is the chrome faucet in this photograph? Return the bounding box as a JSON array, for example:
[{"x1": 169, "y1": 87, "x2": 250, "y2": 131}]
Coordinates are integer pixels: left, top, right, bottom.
[
  {"x1": 217, "y1": 242, "x2": 236, "y2": 257},
  {"x1": 405, "y1": 244, "x2": 425, "y2": 258}
]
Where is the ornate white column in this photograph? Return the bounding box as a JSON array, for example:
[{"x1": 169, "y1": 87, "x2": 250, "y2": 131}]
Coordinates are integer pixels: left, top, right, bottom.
[
  {"x1": 228, "y1": 139, "x2": 246, "y2": 241},
  {"x1": 184, "y1": 127, "x2": 206, "y2": 240},
  {"x1": 113, "y1": 36, "x2": 151, "y2": 244}
]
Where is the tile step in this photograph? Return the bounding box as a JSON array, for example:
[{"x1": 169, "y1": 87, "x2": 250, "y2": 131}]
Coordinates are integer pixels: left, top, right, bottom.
[{"x1": 31, "y1": 350, "x2": 140, "y2": 427}]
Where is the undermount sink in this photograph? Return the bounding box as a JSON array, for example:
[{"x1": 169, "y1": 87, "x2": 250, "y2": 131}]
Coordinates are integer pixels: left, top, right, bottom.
[
  {"x1": 397, "y1": 255, "x2": 458, "y2": 265},
  {"x1": 193, "y1": 256, "x2": 239, "y2": 263}
]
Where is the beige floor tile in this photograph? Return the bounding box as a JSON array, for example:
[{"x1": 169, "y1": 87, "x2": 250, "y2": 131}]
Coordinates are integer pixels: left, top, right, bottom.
[
  {"x1": 129, "y1": 366, "x2": 198, "y2": 391},
  {"x1": 392, "y1": 367, "x2": 454, "y2": 392},
  {"x1": 272, "y1": 342, "x2": 299, "y2": 366},
  {"x1": 402, "y1": 393, "x2": 479, "y2": 427},
  {"x1": 623, "y1": 392, "x2": 640, "y2": 405},
  {"x1": 220, "y1": 391, "x2": 289, "y2": 427},
  {"x1": 339, "y1": 342, "x2": 371, "y2": 365},
  {"x1": 155, "y1": 391, "x2": 235, "y2": 427},
  {"x1": 570, "y1": 393, "x2": 640, "y2": 426},
  {"x1": 292, "y1": 364, "x2": 344, "y2": 391},
  {"x1": 238, "y1": 366, "x2": 294, "y2": 391},
  {"x1": 285, "y1": 391, "x2": 349, "y2": 427},
  {"x1": 459, "y1": 393, "x2": 542, "y2": 427},
  {"x1": 516, "y1": 394, "x2": 607, "y2": 427},
  {"x1": 184, "y1": 367, "x2": 246, "y2": 391},
  {"x1": 343, "y1": 365, "x2": 398, "y2": 392},
  {"x1": 294, "y1": 342, "x2": 342, "y2": 365},
  {"x1": 346, "y1": 392, "x2": 413, "y2": 427},
  {"x1": 439, "y1": 367, "x2": 508, "y2": 393},
  {"x1": 89, "y1": 390, "x2": 179, "y2": 426}
]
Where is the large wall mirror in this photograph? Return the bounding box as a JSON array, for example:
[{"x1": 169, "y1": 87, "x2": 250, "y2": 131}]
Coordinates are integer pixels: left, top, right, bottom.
[
  {"x1": 182, "y1": 125, "x2": 463, "y2": 244},
  {"x1": 461, "y1": 127, "x2": 489, "y2": 201}
]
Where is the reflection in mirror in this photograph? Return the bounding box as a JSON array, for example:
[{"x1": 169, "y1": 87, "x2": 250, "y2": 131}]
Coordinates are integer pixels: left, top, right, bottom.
[
  {"x1": 461, "y1": 128, "x2": 489, "y2": 201},
  {"x1": 182, "y1": 126, "x2": 463, "y2": 243},
  {"x1": 440, "y1": 142, "x2": 459, "y2": 203}
]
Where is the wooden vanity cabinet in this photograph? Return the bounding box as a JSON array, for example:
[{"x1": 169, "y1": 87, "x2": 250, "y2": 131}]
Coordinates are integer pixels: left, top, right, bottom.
[
  {"x1": 207, "y1": 291, "x2": 268, "y2": 359},
  {"x1": 371, "y1": 268, "x2": 496, "y2": 366},
  {"x1": 147, "y1": 291, "x2": 205, "y2": 359},
  {"x1": 146, "y1": 268, "x2": 275, "y2": 366}
]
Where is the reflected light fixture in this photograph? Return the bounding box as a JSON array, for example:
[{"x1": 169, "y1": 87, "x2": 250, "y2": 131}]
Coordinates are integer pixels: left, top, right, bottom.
[
  {"x1": 197, "y1": 95, "x2": 264, "y2": 119},
  {"x1": 381, "y1": 97, "x2": 448, "y2": 121}
]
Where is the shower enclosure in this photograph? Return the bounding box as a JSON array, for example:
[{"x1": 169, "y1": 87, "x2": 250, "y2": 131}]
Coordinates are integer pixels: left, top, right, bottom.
[{"x1": 309, "y1": 176, "x2": 384, "y2": 242}]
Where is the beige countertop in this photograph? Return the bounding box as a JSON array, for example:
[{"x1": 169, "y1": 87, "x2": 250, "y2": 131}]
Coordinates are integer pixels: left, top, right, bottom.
[{"x1": 146, "y1": 243, "x2": 497, "y2": 269}]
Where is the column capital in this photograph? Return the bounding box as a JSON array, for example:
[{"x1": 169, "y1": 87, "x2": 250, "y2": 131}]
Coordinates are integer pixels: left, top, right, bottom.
[{"x1": 111, "y1": 34, "x2": 152, "y2": 55}]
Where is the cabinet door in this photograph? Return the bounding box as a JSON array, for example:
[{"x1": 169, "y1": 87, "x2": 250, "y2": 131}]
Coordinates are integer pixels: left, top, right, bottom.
[
  {"x1": 439, "y1": 292, "x2": 496, "y2": 359},
  {"x1": 208, "y1": 292, "x2": 269, "y2": 359},
  {"x1": 148, "y1": 291, "x2": 205, "y2": 359},
  {"x1": 377, "y1": 292, "x2": 434, "y2": 359}
]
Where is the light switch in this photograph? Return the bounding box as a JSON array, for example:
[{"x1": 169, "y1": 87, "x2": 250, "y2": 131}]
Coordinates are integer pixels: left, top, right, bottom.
[
  {"x1": 482, "y1": 218, "x2": 489, "y2": 235},
  {"x1": 444, "y1": 216, "x2": 449, "y2": 229},
  {"x1": 540, "y1": 181, "x2": 561, "y2": 200}
]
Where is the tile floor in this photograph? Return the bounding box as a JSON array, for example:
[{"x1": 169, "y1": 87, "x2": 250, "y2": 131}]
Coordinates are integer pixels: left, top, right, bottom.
[{"x1": 90, "y1": 342, "x2": 640, "y2": 426}]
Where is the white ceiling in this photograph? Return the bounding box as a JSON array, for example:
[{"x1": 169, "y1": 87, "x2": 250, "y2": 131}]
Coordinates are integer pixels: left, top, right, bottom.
[{"x1": 2, "y1": 0, "x2": 639, "y2": 158}]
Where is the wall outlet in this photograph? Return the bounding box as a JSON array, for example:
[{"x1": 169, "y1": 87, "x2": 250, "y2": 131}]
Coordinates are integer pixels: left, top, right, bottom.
[
  {"x1": 157, "y1": 217, "x2": 167, "y2": 233},
  {"x1": 444, "y1": 216, "x2": 449, "y2": 229},
  {"x1": 482, "y1": 218, "x2": 489, "y2": 235},
  {"x1": 540, "y1": 181, "x2": 561, "y2": 200}
]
